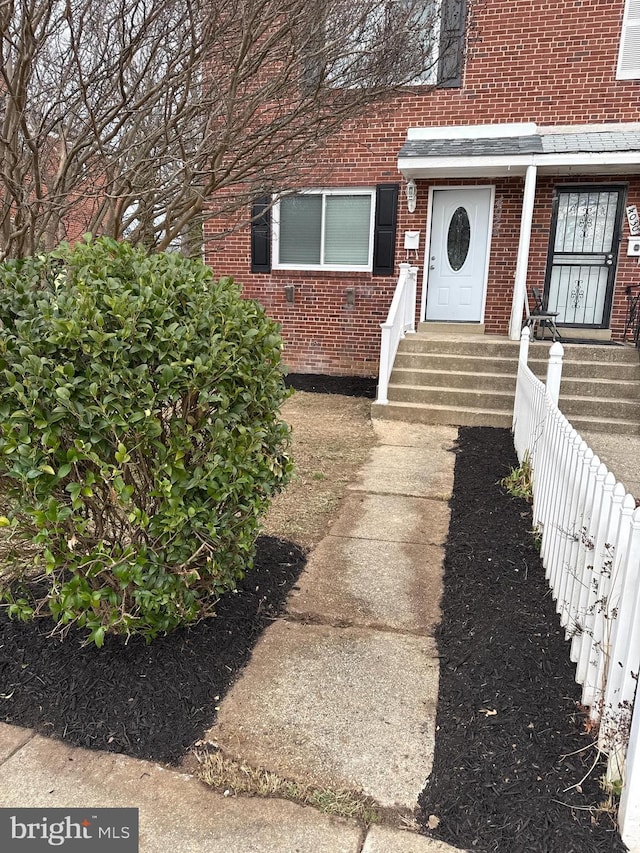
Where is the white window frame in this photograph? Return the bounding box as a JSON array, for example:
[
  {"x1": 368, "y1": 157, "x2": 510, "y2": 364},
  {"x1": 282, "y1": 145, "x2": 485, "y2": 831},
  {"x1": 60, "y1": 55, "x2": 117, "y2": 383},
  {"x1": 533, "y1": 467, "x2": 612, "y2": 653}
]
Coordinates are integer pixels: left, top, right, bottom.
[
  {"x1": 326, "y1": 0, "x2": 441, "y2": 89},
  {"x1": 617, "y1": 0, "x2": 640, "y2": 80},
  {"x1": 272, "y1": 188, "x2": 376, "y2": 272},
  {"x1": 402, "y1": 0, "x2": 441, "y2": 87}
]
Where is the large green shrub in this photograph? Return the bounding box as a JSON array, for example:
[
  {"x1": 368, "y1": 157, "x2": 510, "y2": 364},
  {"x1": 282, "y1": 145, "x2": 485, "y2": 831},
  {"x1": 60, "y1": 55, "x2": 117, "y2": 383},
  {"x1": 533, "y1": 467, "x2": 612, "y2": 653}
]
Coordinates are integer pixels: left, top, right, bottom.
[{"x1": 0, "y1": 237, "x2": 292, "y2": 644}]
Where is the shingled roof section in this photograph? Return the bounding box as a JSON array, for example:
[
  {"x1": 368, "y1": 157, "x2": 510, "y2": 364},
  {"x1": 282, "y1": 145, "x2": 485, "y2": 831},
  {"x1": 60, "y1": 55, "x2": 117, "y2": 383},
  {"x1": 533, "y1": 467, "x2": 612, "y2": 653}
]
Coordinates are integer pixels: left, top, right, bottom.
[
  {"x1": 398, "y1": 130, "x2": 640, "y2": 159},
  {"x1": 398, "y1": 136, "x2": 543, "y2": 158},
  {"x1": 541, "y1": 131, "x2": 640, "y2": 153}
]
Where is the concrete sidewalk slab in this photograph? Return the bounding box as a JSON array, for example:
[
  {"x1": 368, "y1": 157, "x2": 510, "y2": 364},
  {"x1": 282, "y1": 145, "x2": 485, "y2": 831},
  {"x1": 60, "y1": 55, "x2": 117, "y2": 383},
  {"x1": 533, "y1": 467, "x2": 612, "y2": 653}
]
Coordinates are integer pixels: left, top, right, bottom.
[
  {"x1": 329, "y1": 493, "x2": 450, "y2": 546},
  {"x1": 0, "y1": 722, "x2": 33, "y2": 762},
  {"x1": 581, "y1": 431, "x2": 640, "y2": 500},
  {"x1": 348, "y1": 445, "x2": 455, "y2": 500},
  {"x1": 372, "y1": 421, "x2": 458, "y2": 451},
  {"x1": 209, "y1": 619, "x2": 438, "y2": 809},
  {"x1": 0, "y1": 733, "x2": 364, "y2": 853},
  {"x1": 363, "y1": 825, "x2": 467, "y2": 852},
  {"x1": 288, "y1": 535, "x2": 443, "y2": 632}
]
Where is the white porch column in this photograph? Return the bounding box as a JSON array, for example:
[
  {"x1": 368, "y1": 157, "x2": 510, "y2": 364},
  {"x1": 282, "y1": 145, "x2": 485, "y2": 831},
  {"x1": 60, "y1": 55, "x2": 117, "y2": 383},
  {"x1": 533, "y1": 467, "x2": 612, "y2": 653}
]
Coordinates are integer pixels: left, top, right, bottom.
[{"x1": 509, "y1": 164, "x2": 538, "y2": 339}]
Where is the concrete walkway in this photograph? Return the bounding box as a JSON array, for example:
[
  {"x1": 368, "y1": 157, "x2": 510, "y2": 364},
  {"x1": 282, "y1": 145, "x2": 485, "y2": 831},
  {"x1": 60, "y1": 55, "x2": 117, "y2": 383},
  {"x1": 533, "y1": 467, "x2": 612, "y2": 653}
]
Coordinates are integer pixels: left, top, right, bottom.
[
  {"x1": 581, "y1": 431, "x2": 640, "y2": 500},
  {"x1": 0, "y1": 419, "x2": 465, "y2": 853},
  {"x1": 209, "y1": 421, "x2": 455, "y2": 810}
]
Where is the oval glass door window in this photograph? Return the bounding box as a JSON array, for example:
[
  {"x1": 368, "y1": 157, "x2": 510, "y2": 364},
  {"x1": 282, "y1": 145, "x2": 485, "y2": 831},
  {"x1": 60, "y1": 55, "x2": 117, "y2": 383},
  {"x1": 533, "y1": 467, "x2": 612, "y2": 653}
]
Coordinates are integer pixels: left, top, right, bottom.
[{"x1": 447, "y1": 207, "x2": 471, "y2": 271}]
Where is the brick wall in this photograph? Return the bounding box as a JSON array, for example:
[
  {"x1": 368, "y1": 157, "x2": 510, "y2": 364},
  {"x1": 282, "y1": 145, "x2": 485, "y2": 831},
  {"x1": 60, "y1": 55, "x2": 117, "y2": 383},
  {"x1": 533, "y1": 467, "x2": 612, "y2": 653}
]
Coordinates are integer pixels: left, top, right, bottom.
[{"x1": 204, "y1": 0, "x2": 640, "y2": 376}]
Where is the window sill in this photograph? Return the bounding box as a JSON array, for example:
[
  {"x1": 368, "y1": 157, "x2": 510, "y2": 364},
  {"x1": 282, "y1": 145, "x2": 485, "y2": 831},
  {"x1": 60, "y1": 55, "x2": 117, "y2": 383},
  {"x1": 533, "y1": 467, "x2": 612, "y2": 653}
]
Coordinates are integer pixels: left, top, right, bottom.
[{"x1": 273, "y1": 264, "x2": 373, "y2": 273}]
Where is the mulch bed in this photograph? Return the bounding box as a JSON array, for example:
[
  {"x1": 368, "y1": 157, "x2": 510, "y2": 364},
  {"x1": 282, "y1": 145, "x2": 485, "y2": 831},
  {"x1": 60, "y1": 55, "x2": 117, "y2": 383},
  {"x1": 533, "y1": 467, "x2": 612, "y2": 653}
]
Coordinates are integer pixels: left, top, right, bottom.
[
  {"x1": 285, "y1": 372, "x2": 377, "y2": 398},
  {"x1": 0, "y1": 400, "x2": 630, "y2": 852},
  {"x1": 418, "y1": 426, "x2": 627, "y2": 853},
  {"x1": 0, "y1": 536, "x2": 305, "y2": 764}
]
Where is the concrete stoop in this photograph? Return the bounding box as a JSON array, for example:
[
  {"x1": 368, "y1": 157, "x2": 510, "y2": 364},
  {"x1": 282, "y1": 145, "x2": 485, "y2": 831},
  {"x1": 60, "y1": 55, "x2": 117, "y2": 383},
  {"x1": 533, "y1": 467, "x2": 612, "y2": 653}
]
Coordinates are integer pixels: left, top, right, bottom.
[{"x1": 372, "y1": 328, "x2": 640, "y2": 434}]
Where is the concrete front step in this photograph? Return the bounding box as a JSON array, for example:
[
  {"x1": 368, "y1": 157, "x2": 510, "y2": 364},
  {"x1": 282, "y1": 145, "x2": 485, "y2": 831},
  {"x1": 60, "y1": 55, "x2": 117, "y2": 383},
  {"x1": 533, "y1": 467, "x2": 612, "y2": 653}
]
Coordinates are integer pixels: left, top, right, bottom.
[
  {"x1": 387, "y1": 383, "x2": 515, "y2": 412},
  {"x1": 530, "y1": 359, "x2": 640, "y2": 382},
  {"x1": 563, "y1": 415, "x2": 640, "y2": 436},
  {"x1": 391, "y1": 367, "x2": 640, "y2": 400},
  {"x1": 371, "y1": 400, "x2": 514, "y2": 428},
  {"x1": 396, "y1": 351, "x2": 640, "y2": 382},
  {"x1": 558, "y1": 376, "x2": 640, "y2": 401},
  {"x1": 418, "y1": 321, "x2": 485, "y2": 335},
  {"x1": 401, "y1": 336, "x2": 520, "y2": 358},
  {"x1": 557, "y1": 394, "x2": 640, "y2": 421},
  {"x1": 391, "y1": 368, "x2": 518, "y2": 393},
  {"x1": 372, "y1": 400, "x2": 640, "y2": 434},
  {"x1": 387, "y1": 383, "x2": 640, "y2": 420},
  {"x1": 402, "y1": 334, "x2": 640, "y2": 364},
  {"x1": 377, "y1": 331, "x2": 640, "y2": 435},
  {"x1": 395, "y1": 352, "x2": 519, "y2": 375}
]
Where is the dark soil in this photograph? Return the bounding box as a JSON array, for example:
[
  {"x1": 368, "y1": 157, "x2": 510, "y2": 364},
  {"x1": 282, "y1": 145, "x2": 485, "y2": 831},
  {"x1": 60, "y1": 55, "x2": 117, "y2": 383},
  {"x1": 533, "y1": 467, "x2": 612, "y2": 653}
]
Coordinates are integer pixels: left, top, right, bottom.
[
  {"x1": 418, "y1": 426, "x2": 627, "y2": 853},
  {"x1": 285, "y1": 372, "x2": 377, "y2": 398},
  {"x1": 0, "y1": 400, "x2": 629, "y2": 852},
  {"x1": 0, "y1": 536, "x2": 305, "y2": 764}
]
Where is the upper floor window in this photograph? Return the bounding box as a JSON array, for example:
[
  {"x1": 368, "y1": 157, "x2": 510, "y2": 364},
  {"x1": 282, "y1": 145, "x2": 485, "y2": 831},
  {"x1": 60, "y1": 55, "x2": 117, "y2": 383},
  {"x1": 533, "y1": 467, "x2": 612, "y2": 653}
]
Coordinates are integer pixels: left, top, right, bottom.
[
  {"x1": 327, "y1": 1, "x2": 440, "y2": 86},
  {"x1": 310, "y1": 0, "x2": 466, "y2": 90},
  {"x1": 273, "y1": 190, "x2": 374, "y2": 271},
  {"x1": 617, "y1": 0, "x2": 640, "y2": 79}
]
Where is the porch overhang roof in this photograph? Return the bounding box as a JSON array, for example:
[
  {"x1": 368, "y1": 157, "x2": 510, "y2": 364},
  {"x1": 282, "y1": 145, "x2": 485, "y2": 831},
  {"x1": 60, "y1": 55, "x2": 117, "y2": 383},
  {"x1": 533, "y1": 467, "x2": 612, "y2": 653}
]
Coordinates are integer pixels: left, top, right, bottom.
[{"x1": 398, "y1": 122, "x2": 640, "y2": 178}]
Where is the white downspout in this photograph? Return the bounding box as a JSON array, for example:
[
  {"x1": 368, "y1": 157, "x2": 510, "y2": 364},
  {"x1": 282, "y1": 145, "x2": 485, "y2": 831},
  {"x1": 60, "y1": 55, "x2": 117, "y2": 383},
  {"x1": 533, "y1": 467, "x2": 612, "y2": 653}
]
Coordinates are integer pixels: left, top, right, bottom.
[{"x1": 509, "y1": 164, "x2": 538, "y2": 339}]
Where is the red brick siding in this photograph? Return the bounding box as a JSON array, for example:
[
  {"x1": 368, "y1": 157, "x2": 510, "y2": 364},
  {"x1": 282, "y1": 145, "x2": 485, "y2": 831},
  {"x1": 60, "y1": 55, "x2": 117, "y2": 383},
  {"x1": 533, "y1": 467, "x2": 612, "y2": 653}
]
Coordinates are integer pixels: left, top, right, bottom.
[{"x1": 204, "y1": 0, "x2": 640, "y2": 375}]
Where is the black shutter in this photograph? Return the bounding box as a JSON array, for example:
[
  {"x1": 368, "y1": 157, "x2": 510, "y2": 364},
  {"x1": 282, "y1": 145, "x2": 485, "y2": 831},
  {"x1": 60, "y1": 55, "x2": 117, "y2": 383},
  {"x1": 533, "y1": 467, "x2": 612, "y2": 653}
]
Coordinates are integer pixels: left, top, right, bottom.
[
  {"x1": 373, "y1": 184, "x2": 399, "y2": 276},
  {"x1": 437, "y1": 0, "x2": 467, "y2": 88},
  {"x1": 251, "y1": 196, "x2": 271, "y2": 273}
]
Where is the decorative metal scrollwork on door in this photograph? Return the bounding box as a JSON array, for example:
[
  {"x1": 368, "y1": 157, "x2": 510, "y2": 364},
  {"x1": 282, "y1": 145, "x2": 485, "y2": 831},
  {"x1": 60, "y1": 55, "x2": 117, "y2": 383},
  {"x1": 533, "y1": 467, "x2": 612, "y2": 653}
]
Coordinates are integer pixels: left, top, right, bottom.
[{"x1": 546, "y1": 187, "x2": 624, "y2": 327}]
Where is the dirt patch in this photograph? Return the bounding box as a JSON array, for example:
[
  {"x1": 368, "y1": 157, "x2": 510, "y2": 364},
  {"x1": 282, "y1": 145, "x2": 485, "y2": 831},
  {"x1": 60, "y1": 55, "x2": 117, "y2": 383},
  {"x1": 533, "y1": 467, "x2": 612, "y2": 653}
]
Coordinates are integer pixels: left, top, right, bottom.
[
  {"x1": 262, "y1": 390, "x2": 376, "y2": 549},
  {"x1": 418, "y1": 426, "x2": 627, "y2": 853}
]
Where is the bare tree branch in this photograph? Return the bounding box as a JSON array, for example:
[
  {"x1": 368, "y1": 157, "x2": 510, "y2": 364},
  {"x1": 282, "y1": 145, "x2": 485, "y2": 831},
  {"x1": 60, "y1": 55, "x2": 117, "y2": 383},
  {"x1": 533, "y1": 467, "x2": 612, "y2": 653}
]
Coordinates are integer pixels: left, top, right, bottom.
[{"x1": 0, "y1": 0, "x2": 450, "y2": 258}]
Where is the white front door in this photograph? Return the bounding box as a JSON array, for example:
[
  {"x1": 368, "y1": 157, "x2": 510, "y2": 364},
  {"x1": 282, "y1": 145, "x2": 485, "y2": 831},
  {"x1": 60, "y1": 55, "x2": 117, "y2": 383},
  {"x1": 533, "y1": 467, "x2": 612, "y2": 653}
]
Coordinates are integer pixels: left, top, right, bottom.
[{"x1": 425, "y1": 188, "x2": 493, "y2": 322}]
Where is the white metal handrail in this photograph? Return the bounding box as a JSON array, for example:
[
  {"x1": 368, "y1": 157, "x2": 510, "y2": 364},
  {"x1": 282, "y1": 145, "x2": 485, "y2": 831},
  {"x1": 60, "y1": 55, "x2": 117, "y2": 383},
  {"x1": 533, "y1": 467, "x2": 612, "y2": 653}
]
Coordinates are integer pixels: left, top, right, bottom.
[{"x1": 375, "y1": 263, "x2": 417, "y2": 405}]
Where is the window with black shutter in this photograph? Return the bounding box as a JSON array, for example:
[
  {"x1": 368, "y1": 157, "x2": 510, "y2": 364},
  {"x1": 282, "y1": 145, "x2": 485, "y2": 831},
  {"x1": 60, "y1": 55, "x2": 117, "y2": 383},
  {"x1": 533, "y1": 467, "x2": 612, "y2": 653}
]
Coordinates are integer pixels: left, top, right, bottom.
[
  {"x1": 251, "y1": 196, "x2": 271, "y2": 273},
  {"x1": 373, "y1": 184, "x2": 399, "y2": 276},
  {"x1": 618, "y1": 0, "x2": 640, "y2": 80},
  {"x1": 437, "y1": 0, "x2": 467, "y2": 88}
]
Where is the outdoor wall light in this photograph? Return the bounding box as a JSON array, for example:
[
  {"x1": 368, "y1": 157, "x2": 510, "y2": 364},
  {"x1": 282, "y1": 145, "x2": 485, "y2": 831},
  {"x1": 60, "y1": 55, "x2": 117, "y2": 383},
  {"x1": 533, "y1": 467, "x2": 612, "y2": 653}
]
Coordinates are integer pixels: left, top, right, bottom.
[
  {"x1": 284, "y1": 284, "x2": 295, "y2": 304},
  {"x1": 405, "y1": 178, "x2": 417, "y2": 213}
]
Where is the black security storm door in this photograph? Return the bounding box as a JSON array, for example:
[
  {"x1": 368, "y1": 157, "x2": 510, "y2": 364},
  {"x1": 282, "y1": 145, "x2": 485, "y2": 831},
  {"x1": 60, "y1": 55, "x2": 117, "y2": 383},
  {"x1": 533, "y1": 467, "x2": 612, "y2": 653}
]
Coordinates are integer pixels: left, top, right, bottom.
[{"x1": 544, "y1": 186, "x2": 625, "y2": 328}]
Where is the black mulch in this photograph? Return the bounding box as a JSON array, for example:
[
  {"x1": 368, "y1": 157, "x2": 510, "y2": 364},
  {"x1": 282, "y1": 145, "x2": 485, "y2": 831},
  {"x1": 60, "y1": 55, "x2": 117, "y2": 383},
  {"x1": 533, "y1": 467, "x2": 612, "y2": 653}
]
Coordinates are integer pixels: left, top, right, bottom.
[
  {"x1": 0, "y1": 536, "x2": 306, "y2": 764},
  {"x1": 418, "y1": 426, "x2": 627, "y2": 853},
  {"x1": 0, "y1": 395, "x2": 630, "y2": 852},
  {"x1": 285, "y1": 372, "x2": 377, "y2": 398}
]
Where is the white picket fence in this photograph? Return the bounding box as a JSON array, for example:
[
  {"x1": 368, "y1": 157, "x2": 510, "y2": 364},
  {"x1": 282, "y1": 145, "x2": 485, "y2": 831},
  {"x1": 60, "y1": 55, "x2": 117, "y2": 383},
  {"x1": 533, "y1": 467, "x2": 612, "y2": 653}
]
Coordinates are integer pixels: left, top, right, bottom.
[
  {"x1": 375, "y1": 263, "x2": 417, "y2": 405},
  {"x1": 512, "y1": 326, "x2": 640, "y2": 851}
]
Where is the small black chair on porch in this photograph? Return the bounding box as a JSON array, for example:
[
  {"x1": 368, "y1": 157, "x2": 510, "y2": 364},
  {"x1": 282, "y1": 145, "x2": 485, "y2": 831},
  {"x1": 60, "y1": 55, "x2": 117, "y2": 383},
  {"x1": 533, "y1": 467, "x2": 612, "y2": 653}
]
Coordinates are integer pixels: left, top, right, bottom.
[{"x1": 524, "y1": 286, "x2": 562, "y2": 341}]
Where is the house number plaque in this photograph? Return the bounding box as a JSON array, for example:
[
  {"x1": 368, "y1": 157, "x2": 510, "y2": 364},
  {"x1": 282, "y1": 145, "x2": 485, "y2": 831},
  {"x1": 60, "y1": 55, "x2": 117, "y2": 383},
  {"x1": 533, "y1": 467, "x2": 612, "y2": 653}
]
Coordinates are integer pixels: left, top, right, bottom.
[{"x1": 626, "y1": 204, "x2": 640, "y2": 236}]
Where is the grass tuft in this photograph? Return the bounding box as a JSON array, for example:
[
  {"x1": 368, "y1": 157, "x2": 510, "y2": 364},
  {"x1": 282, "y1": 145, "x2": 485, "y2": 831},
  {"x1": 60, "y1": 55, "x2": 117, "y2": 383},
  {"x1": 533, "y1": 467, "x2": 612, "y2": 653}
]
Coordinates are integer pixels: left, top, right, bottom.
[
  {"x1": 500, "y1": 452, "x2": 533, "y2": 502},
  {"x1": 195, "y1": 750, "x2": 382, "y2": 824}
]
